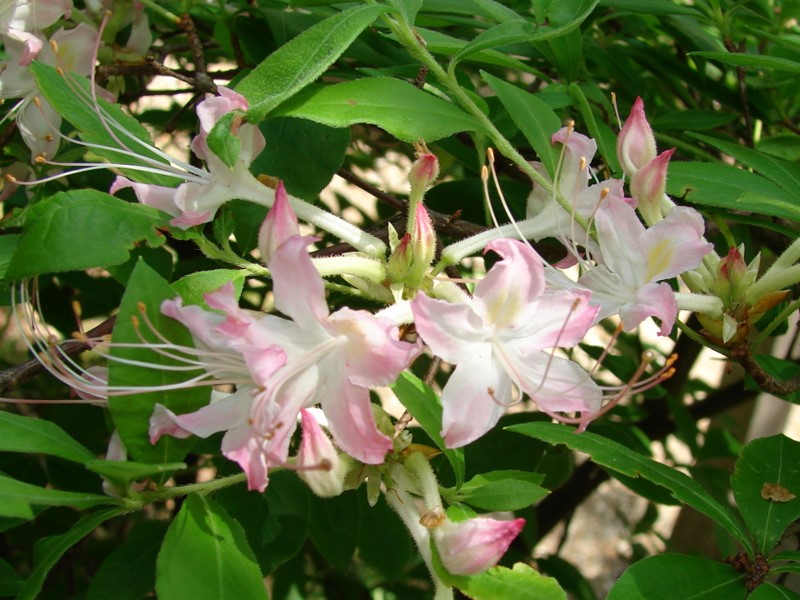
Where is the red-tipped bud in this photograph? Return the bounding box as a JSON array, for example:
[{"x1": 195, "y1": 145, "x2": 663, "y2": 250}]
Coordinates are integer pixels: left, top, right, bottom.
[
  {"x1": 388, "y1": 233, "x2": 414, "y2": 284},
  {"x1": 258, "y1": 181, "x2": 299, "y2": 264},
  {"x1": 409, "y1": 152, "x2": 439, "y2": 199},
  {"x1": 434, "y1": 516, "x2": 525, "y2": 575},
  {"x1": 617, "y1": 97, "x2": 657, "y2": 177},
  {"x1": 631, "y1": 148, "x2": 674, "y2": 224},
  {"x1": 407, "y1": 203, "x2": 436, "y2": 288}
]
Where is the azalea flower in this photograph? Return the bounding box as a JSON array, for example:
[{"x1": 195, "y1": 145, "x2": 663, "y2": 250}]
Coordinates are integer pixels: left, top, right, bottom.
[
  {"x1": 411, "y1": 238, "x2": 602, "y2": 447},
  {"x1": 434, "y1": 516, "x2": 526, "y2": 575}
]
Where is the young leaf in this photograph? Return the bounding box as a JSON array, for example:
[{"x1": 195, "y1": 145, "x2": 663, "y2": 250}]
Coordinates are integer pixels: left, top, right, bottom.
[
  {"x1": 437, "y1": 558, "x2": 566, "y2": 600},
  {"x1": 171, "y1": 269, "x2": 247, "y2": 309},
  {"x1": 731, "y1": 435, "x2": 800, "y2": 554},
  {"x1": 0, "y1": 474, "x2": 114, "y2": 519},
  {"x1": 690, "y1": 52, "x2": 800, "y2": 74},
  {"x1": 107, "y1": 260, "x2": 210, "y2": 463},
  {"x1": 508, "y1": 421, "x2": 754, "y2": 553},
  {"x1": 391, "y1": 371, "x2": 465, "y2": 488},
  {"x1": 6, "y1": 190, "x2": 166, "y2": 279},
  {"x1": 156, "y1": 494, "x2": 268, "y2": 600},
  {"x1": 271, "y1": 78, "x2": 484, "y2": 142},
  {"x1": 16, "y1": 508, "x2": 122, "y2": 600},
  {"x1": 482, "y1": 72, "x2": 561, "y2": 176},
  {"x1": 0, "y1": 411, "x2": 95, "y2": 464},
  {"x1": 454, "y1": 470, "x2": 548, "y2": 511},
  {"x1": 237, "y1": 4, "x2": 389, "y2": 122},
  {"x1": 84, "y1": 460, "x2": 187, "y2": 489},
  {"x1": 607, "y1": 554, "x2": 745, "y2": 600}
]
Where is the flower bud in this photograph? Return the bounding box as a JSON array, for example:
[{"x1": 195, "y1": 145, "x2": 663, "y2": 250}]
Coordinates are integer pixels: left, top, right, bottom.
[
  {"x1": 409, "y1": 152, "x2": 439, "y2": 202},
  {"x1": 617, "y1": 97, "x2": 657, "y2": 178},
  {"x1": 406, "y1": 203, "x2": 436, "y2": 288},
  {"x1": 297, "y1": 409, "x2": 347, "y2": 498},
  {"x1": 434, "y1": 516, "x2": 525, "y2": 575},
  {"x1": 631, "y1": 148, "x2": 674, "y2": 225},
  {"x1": 387, "y1": 233, "x2": 413, "y2": 284},
  {"x1": 258, "y1": 181, "x2": 299, "y2": 264}
]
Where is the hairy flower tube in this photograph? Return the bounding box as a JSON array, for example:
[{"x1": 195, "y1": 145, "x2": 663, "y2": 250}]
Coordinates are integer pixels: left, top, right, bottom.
[{"x1": 412, "y1": 238, "x2": 602, "y2": 447}]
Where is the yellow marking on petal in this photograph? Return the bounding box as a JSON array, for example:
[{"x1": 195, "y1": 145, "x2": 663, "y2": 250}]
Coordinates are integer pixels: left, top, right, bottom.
[{"x1": 645, "y1": 238, "x2": 674, "y2": 281}]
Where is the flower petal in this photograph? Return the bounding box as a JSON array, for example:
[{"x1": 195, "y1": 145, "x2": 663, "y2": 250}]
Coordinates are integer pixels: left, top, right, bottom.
[{"x1": 269, "y1": 235, "x2": 329, "y2": 326}]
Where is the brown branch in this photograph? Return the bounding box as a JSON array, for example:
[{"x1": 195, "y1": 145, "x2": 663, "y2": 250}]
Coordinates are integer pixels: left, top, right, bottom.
[{"x1": 732, "y1": 344, "x2": 800, "y2": 396}]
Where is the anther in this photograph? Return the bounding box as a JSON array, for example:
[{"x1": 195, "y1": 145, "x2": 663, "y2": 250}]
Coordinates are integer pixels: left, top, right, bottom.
[
  {"x1": 130, "y1": 315, "x2": 140, "y2": 328},
  {"x1": 5, "y1": 174, "x2": 17, "y2": 183},
  {"x1": 34, "y1": 154, "x2": 46, "y2": 164},
  {"x1": 600, "y1": 187, "x2": 610, "y2": 200},
  {"x1": 56, "y1": 66, "x2": 64, "y2": 76},
  {"x1": 136, "y1": 301, "x2": 148, "y2": 314},
  {"x1": 487, "y1": 147, "x2": 495, "y2": 164},
  {"x1": 481, "y1": 165, "x2": 489, "y2": 182},
  {"x1": 33, "y1": 96, "x2": 42, "y2": 108},
  {"x1": 579, "y1": 157, "x2": 587, "y2": 171},
  {"x1": 50, "y1": 39, "x2": 59, "y2": 53}
]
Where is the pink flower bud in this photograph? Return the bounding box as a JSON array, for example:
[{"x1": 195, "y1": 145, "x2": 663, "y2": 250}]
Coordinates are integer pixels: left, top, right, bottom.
[
  {"x1": 630, "y1": 148, "x2": 674, "y2": 223},
  {"x1": 407, "y1": 203, "x2": 436, "y2": 285},
  {"x1": 388, "y1": 233, "x2": 413, "y2": 283},
  {"x1": 297, "y1": 409, "x2": 345, "y2": 498},
  {"x1": 434, "y1": 516, "x2": 525, "y2": 575},
  {"x1": 720, "y1": 246, "x2": 746, "y2": 283},
  {"x1": 409, "y1": 152, "x2": 439, "y2": 198},
  {"x1": 258, "y1": 181, "x2": 299, "y2": 264},
  {"x1": 617, "y1": 97, "x2": 657, "y2": 177}
]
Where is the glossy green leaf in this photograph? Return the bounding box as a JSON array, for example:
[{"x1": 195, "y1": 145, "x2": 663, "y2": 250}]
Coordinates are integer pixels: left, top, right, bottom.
[
  {"x1": 156, "y1": 494, "x2": 268, "y2": 600},
  {"x1": 0, "y1": 474, "x2": 113, "y2": 519},
  {"x1": 452, "y1": 1, "x2": 598, "y2": 67},
  {"x1": 391, "y1": 371, "x2": 465, "y2": 488},
  {"x1": 418, "y1": 28, "x2": 544, "y2": 74},
  {"x1": 690, "y1": 52, "x2": 800, "y2": 74},
  {"x1": 0, "y1": 411, "x2": 95, "y2": 464},
  {"x1": 255, "y1": 117, "x2": 350, "y2": 201},
  {"x1": 87, "y1": 521, "x2": 166, "y2": 600},
  {"x1": 30, "y1": 62, "x2": 174, "y2": 186},
  {"x1": 508, "y1": 422, "x2": 753, "y2": 552},
  {"x1": 731, "y1": 435, "x2": 800, "y2": 554},
  {"x1": 607, "y1": 554, "x2": 745, "y2": 600},
  {"x1": 598, "y1": 0, "x2": 698, "y2": 14},
  {"x1": 272, "y1": 78, "x2": 483, "y2": 142},
  {"x1": 108, "y1": 260, "x2": 210, "y2": 463},
  {"x1": 6, "y1": 190, "x2": 166, "y2": 278},
  {"x1": 667, "y1": 162, "x2": 800, "y2": 221},
  {"x1": 650, "y1": 110, "x2": 738, "y2": 130},
  {"x1": 237, "y1": 5, "x2": 389, "y2": 122},
  {"x1": 308, "y1": 491, "x2": 360, "y2": 571},
  {"x1": 456, "y1": 470, "x2": 548, "y2": 511},
  {"x1": 757, "y1": 135, "x2": 800, "y2": 162},
  {"x1": 207, "y1": 113, "x2": 242, "y2": 169},
  {"x1": 171, "y1": 269, "x2": 247, "y2": 309},
  {"x1": 748, "y1": 583, "x2": 800, "y2": 600},
  {"x1": 568, "y1": 83, "x2": 621, "y2": 173},
  {"x1": 689, "y1": 133, "x2": 800, "y2": 195},
  {"x1": 441, "y1": 560, "x2": 566, "y2": 600},
  {"x1": 85, "y1": 460, "x2": 187, "y2": 488},
  {"x1": 483, "y1": 72, "x2": 561, "y2": 176},
  {"x1": 16, "y1": 508, "x2": 122, "y2": 600}
]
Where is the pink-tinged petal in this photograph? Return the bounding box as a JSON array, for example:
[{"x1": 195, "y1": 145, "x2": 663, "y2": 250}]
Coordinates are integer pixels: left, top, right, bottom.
[
  {"x1": 594, "y1": 198, "x2": 647, "y2": 284},
  {"x1": 7, "y1": 29, "x2": 42, "y2": 65},
  {"x1": 258, "y1": 181, "x2": 299, "y2": 264},
  {"x1": 196, "y1": 87, "x2": 249, "y2": 136},
  {"x1": 125, "y1": 5, "x2": 152, "y2": 55},
  {"x1": 170, "y1": 210, "x2": 212, "y2": 229},
  {"x1": 269, "y1": 235, "x2": 329, "y2": 325},
  {"x1": 220, "y1": 424, "x2": 270, "y2": 492},
  {"x1": 110, "y1": 175, "x2": 181, "y2": 216},
  {"x1": 617, "y1": 97, "x2": 657, "y2": 177},
  {"x1": 551, "y1": 127, "x2": 596, "y2": 199},
  {"x1": 506, "y1": 288, "x2": 597, "y2": 350},
  {"x1": 639, "y1": 206, "x2": 713, "y2": 282},
  {"x1": 161, "y1": 296, "x2": 228, "y2": 350},
  {"x1": 27, "y1": 0, "x2": 72, "y2": 30},
  {"x1": 631, "y1": 148, "x2": 674, "y2": 209},
  {"x1": 411, "y1": 293, "x2": 487, "y2": 364},
  {"x1": 441, "y1": 352, "x2": 511, "y2": 448},
  {"x1": 502, "y1": 352, "x2": 602, "y2": 415},
  {"x1": 319, "y1": 367, "x2": 392, "y2": 464},
  {"x1": 149, "y1": 391, "x2": 251, "y2": 443},
  {"x1": 435, "y1": 517, "x2": 525, "y2": 575},
  {"x1": 328, "y1": 307, "x2": 420, "y2": 387},
  {"x1": 298, "y1": 409, "x2": 344, "y2": 497},
  {"x1": 49, "y1": 23, "x2": 97, "y2": 78},
  {"x1": 474, "y1": 239, "x2": 546, "y2": 330},
  {"x1": 18, "y1": 97, "x2": 60, "y2": 159},
  {"x1": 238, "y1": 345, "x2": 287, "y2": 388},
  {"x1": 620, "y1": 282, "x2": 678, "y2": 335}
]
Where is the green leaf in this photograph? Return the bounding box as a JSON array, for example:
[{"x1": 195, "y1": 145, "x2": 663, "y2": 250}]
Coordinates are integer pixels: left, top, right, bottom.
[
  {"x1": 690, "y1": 52, "x2": 800, "y2": 74},
  {"x1": 16, "y1": 508, "x2": 122, "y2": 600},
  {"x1": 667, "y1": 162, "x2": 800, "y2": 221},
  {"x1": 536, "y1": 555, "x2": 598, "y2": 600},
  {"x1": 445, "y1": 561, "x2": 566, "y2": 600},
  {"x1": 391, "y1": 372, "x2": 465, "y2": 488},
  {"x1": 508, "y1": 422, "x2": 753, "y2": 552},
  {"x1": 156, "y1": 494, "x2": 268, "y2": 600},
  {"x1": 237, "y1": 5, "x2": 389, "y2": 122},
  {"x1": 688, "y1": 133, "x2": 800, "y2": 197},
  {"x1": 483, "y1": 72, "x2": 561, "y2": 177},
  {"x1": 568, "y1": 83, "x2": 621, "y2": 173},
  {"x1": 598, "y1": 0, "x2": 699, "y2": 14},
  {"x1": 731, "y1": 435, "x2": 800, "y2": 554},
  {"x1": 0, "y1": 411, "x2": 95, "y2": 463},
  {"x1": 171, "y1": 269, "x2": 247, "y2": 309},
  {"x1": 452, "y1": 1, "x2": 598, "y2": 67},
  {"x1": 456, "y1": 470, "x2": 548, "y2": 511},
  {"x1": 387, "y1": 0, "x2": 423, "y2": 24},
  {"x1": 6, "y1": 190, "x2": 166, "y2": 278},
  {"x1": 87, "y1": 521, "x2": 166, "y2": 600},
  {"x1": 254, "y1": 117, "x2": 350, "y2": 201},
  {"x1": 308, "y1": 491, "x2": 360, "y2": 571},
  {"x1": 748, "y1": 583, "x2": 800, "y2": 600},
  {"x1": 0, "y1": 474, "x2": 113, "y2": 519},
  {"x1": 85, "y1": 460, "x2": 187, "y2": 488},
  {"x1": 30, "y1": 62, "x2": 174, "y2": 186},
  {"x1": 757, "y1": 135, "x2": 800, "y2": 162},
  {"x1": 0, "y1": 557, "x2": 23, "y2": 597},
  {"x1": 607, "y1": 554, "x2": 745, "y2": 600},
  {"x1": 108, "y1": 260, "x2": 210, "y2": 463},
  {"x1": 272, "y1": 78, "x2": 483, "y2": 142},
  {"x1": 207, "y1": 113, "x2": 242, "y2": 169},
  {"x1": 650, "y1": 110, "x2": 738, "y2": 130}
]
